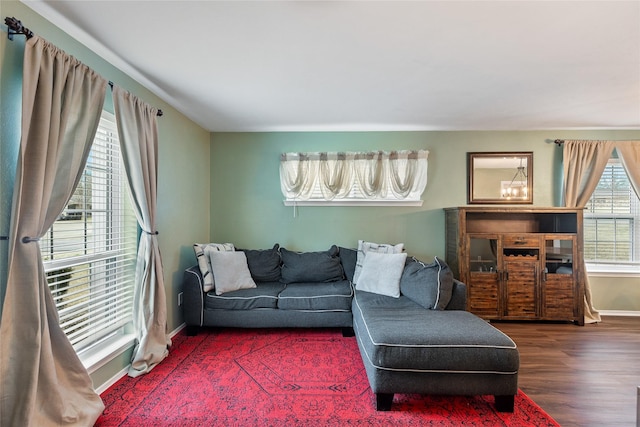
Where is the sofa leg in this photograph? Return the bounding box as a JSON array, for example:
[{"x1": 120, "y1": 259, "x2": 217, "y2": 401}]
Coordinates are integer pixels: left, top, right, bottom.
[
  {"x1": 376, "y1": 393, "x2": 394, "y2": 411},
  {"x1": 494, "y1": 395, "x2": 515, "y2": 412},
  {"x1": 342, "y1": 327, "x2": 355, "y2": 337},
  {"x1": 185, "y1": 325, "x2": 199, "y2": 336}
]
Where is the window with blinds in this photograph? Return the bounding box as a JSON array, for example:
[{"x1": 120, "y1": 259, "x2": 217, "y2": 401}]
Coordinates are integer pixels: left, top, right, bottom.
[
  {"x1": 584, "y1": 157, "x2": 640, "y2": 271},
  {"x1": 41, "y1": 111, "x2": 138, "y2": 353}
]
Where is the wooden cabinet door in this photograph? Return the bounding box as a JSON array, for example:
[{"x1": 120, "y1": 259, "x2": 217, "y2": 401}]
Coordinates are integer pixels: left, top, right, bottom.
[
  {"x1": 542, "y1": 235, "x2": 577, "y2": 320},
  {"x1": 468, "y1": 271, "x2": 500, "y2": 318},
  {"x1": 543, "y1": 274, "x2": 575, "y2": 319},
  {"x1": 503, "y1": 257, "x2": 538, "y2": 318}
]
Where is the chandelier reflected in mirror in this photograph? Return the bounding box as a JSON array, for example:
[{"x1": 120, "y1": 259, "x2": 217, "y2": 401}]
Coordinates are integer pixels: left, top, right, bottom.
[{"x1": 501, "y1": 158, "x2": 528, "y2": 199}]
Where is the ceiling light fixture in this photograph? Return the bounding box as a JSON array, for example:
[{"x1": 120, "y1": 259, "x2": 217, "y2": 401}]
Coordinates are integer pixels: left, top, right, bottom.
[{"x1": 501, "y1": 158, "x2": 528, "y2": 199}]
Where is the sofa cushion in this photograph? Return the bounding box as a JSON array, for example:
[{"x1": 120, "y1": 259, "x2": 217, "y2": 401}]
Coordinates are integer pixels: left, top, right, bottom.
[
  {"x1": 400, "y1": 256, "x2": 454, "y2": 310},
  {"x1": 355, "y1": 252, "x2": 407, "y2": 298},
  {"x1": 205, "y1": 282, "x2": 285, "y2": 310},
  {"x1": 209, "y1": 251, "x2": 257, "y2": 295},
  {"x1": 353, "y1": 240, "x2": 404, "y2": 285},
  {"x1": 352, "y1": 290, "x2": 519, "y2": 373},
  {"x1": 277, "y1": 280, "x2": 353, "y2": 311},
  {"x1": 339, "y1": 247, "x2": 357, "y2": 282},
  {"x1": 193, "y1": 242, "x2": 235, "y2": 292},
  {"x1": 280, "y1": 245, "x2": 344, "y2": 284},
  {"x1": 237, "y1": 244, "x2": 281, "y2": 282}
]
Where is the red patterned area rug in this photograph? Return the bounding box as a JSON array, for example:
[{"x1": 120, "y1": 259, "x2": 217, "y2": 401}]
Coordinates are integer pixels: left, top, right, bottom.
[{"x1": 96, "y1": 328, "x2": 559, "y2": 427}]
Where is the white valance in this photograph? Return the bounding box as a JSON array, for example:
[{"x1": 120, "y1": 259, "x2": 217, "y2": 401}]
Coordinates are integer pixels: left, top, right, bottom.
[{"x1": 280, "y1": 150, "x2": 429, "y2": 204}]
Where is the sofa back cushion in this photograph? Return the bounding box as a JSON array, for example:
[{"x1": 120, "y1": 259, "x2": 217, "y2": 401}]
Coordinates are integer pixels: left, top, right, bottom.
[
  {"x1": 280, "y1": 245, "x2": 344, "y2": 283},
  {"x1": 237, "y1": 244, "x2": 281, "y2": 282},
  {"x1": 338, "y1": 247, "x2": 357, "y2": 282},
  {"x1": 400, "y1": 256, "x2": 454, "y2": 310}
]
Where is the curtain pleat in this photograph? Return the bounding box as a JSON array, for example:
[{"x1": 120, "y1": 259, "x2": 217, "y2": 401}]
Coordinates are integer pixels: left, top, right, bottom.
[
  {"x1": 112, "y1": 86, "x2": 170, "y2": 378},
  {"x1": 318, "y1": 152, "x2": 354, "y2": 200},
  {"x1": 279, "y1": 153, "x2": 318, "y2": 201},
  {"x1": 562, "y1": 140, "x2": 615, "y2": 324},
  {"x1": 0, "y1": 36, "x2": 107, "y2": 426},
  {"x1": 354, "y1": 152, "x2": 387, "y2": 198}
]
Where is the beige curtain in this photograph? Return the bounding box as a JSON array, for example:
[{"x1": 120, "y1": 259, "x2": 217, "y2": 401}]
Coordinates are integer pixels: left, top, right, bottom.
[
  {"x1": 562, "y1": 140, "x2": 615, "y2": 323},
  {"x1": 279, "y1": 150, "x2": 429, "y2": 201},
  {"x1": 0, "y1": 36, "x2": 107, "y2": 426},
  {"x1": 615, "y1": 141, "x2": 640, "y2": 198},
  {"x1": 112, "y1": 86, "x2": 170, "y2": 378}
]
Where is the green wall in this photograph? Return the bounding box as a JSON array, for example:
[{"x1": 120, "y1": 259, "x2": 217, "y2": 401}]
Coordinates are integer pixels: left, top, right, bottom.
[
  {"x1": 0, "y1": 0, "x2": 211, "y2": 388},
  {"x1": 211, "y1": 130, "x2": 640, "y2": 311}
]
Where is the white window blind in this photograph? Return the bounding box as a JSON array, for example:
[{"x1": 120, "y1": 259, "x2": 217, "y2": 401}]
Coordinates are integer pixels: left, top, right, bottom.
[
  {"x1": 584, "y1": 158, "x2": 640, "y2": 271},
  {"x1": 280, "y1": 150, "x2": 429, "y2": 206},
  {"x1": 41, "y1": 111, "x2": 138, "y2": 353}
]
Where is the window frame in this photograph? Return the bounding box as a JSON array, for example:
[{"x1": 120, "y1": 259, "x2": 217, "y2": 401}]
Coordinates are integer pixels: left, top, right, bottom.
[
  {"x1": 41, "y1": 110, "x2": 138, "y2": 369},
  {"x1": 584, "y1": 156, "x2": 640, "y2": 276}
]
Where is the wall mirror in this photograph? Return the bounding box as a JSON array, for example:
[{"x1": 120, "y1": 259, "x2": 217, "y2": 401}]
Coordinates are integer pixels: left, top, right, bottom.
[{"x1": 468, "y1": 152, "x2": 533, "y2": 204}]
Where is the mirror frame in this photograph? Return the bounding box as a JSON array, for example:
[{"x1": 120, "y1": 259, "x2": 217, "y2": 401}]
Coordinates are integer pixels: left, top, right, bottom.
[{"x1": 467, "y1": 151, "x2": 533, "y2": 204}]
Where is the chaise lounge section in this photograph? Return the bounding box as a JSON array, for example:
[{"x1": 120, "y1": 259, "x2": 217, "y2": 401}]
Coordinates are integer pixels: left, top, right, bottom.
[{"x1": 352, "y1": 289, "x2": 520, "y2": 411}]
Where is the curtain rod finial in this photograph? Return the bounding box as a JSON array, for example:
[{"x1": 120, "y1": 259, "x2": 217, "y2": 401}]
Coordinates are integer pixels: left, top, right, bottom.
[{"x1": 5, "y1": 17, "x2": 34, "y2": 40}]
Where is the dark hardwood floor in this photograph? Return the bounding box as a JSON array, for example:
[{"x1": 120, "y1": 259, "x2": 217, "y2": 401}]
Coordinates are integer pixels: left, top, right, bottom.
[{"x1": 493, "y1": 316, "x2": 640, "y2": 427}]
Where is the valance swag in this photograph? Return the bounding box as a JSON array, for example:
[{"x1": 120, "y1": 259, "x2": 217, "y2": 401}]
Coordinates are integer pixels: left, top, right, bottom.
[{"x1": 280, "y1": 150, "x2": 429, "y2": 202}]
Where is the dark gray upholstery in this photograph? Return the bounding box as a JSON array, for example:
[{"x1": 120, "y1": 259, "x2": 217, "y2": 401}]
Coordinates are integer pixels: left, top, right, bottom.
[
  {"x1": 400, "y1": 256, "x2": 454, "y2": 310},
  {"x1": 352, "y1": 289, "x2": 519, "y2": 410},
  {"x1": 339, "y1": 247, "x2": 357, "y2": 282},
  {"x1": 353, "y1": 291, "x2": 519, "y2": 373},
  {"x1": 205, "y1": 282, "x2": 285, "y2": 310},
  {"x1": 237, "y1": 244, "x2": 282, "y2": 282},
  {"x1": 280, "y1": 245, "x2": 344, "y2": 283},
  {"x1": 277, "y1": 281, "x2": 353, "y2": 311}
]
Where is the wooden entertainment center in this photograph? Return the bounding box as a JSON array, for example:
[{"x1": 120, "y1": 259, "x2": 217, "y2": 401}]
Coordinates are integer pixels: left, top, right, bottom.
[{"x1": 445, "y1": 206, "x2": 584, "y2": 325}]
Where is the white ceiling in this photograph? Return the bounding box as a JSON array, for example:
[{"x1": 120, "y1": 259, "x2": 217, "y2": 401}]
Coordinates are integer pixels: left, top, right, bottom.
[{"x1": 22, "y1": 0, "x2": 640, "y2": 132}]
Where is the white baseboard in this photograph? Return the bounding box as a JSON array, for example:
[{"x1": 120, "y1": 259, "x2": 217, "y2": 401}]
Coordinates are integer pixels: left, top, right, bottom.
[
  {"x1": 599, "y1": 310, "x2": 640, "y2": 317},
  {"x1": 95, "y1": 323, "x2": 186, "y2": 394}
]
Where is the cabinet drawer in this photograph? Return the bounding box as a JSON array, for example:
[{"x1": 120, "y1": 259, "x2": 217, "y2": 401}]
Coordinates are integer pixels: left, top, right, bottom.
[{"x1": 503, "y1": 235, "x2": 540, "y2": 248}]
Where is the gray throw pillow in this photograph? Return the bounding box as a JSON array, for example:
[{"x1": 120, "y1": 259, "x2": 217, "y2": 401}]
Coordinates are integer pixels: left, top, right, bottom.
[
  {"x1": 209, "y1": 251, "x2": 257, "y2": 295},
  {"x1": 280, "y1": 245, "x2": 345, "y2": 283},
  {"x1": 355, "y1": 252, "x2": 407, "y2": 298},
  {"x1": 237, "y1": 244, "x2": 281, "y2": 282},
  {"x1": 353, "y1": 240, "x2": 405, "y2": 285},
  {"x1": 400, "y1": 256, "x2": 454, "y2": 310}
]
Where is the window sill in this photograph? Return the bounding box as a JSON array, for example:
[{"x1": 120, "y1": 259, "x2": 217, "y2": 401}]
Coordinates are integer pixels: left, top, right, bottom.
[
  {"x1": 586, "y1": 266, "x2": 640, "y2": 278},
  {"x1": 79, "y1": 333, "x2": 136, "y2": 374},
  {"x1": 283, "y1": 200, "x2": 423, "y2": 207}
]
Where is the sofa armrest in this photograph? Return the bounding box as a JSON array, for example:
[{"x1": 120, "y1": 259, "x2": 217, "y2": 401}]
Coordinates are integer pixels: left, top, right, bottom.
[
  {"x1": 446, "y1": 279, "x2": 467, "y2": 310},
  {"x1": 182, "y1": 265, "x2": 205, "y2": 326}
]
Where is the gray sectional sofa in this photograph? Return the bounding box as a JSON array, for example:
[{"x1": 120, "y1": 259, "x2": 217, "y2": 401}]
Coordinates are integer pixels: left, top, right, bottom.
[{"x1": 181, "y1": 243, "x2": 519, "y2": 412}]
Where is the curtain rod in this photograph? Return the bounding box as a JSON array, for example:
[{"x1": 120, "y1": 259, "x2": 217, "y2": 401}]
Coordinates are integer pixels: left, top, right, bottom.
[
  {"x1": 5, "y1": 17, "x2": 163, "y2": 117},
  {"x1": 108, "y1": 81, "x2": 163, "y2": 116}
]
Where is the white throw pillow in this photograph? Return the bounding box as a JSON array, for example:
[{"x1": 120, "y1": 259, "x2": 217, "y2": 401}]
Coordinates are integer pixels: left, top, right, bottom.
[
  {"x1": 353, "y1": 240, "x2": 404, "y2": 285},
  {"x1": 193, "y1": 242, "x2": 235, "y2": 292},
  {"x1": 355, "y1": 252, "x2": 407, "y2": 298},
  {"x1": 209, "y1": 251, "x2": 257, "y2": 295}
]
